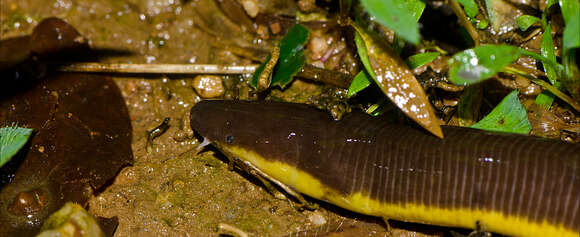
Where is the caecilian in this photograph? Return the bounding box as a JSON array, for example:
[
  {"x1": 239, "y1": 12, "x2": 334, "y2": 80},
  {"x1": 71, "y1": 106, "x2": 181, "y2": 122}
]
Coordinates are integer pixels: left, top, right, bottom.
[{"x1": 190, "y1": 100, "x2": 580, "y2": 237}]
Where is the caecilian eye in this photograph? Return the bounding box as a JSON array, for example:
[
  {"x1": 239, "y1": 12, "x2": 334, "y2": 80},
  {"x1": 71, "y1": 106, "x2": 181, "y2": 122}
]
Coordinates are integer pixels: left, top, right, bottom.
[{"x1": 225, "y1": 135, "x2": 234, "y2": 144}]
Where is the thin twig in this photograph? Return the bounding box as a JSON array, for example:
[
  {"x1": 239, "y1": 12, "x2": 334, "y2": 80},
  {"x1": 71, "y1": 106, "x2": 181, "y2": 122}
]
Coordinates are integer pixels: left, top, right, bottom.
[
  {"x1": 448, "y1": 0, "x2": 480, "y2": 45},
  {"x1": 218, "y1": 223, "x2": 249, "y2": 237},
  {"x1": 55, "y1": 62, "x2": 354, "y2": 89},
  {"x1": 299, "y1": 64, "x2": 353, "y2": 89},
  {"x1": 56, "y1": 63, "x2": 259, "y2": 74},
  {"x1": 257, "y1": 46, "x2": 280, "y2": 90}
]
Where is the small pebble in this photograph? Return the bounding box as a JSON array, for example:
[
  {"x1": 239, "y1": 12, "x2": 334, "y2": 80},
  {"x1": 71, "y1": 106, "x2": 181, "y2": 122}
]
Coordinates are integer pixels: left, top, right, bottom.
[
  {"x1": 240, "y1": 0, "x2": 259, "y2": 18},
  {"x1": 297, "y1": 0, "x2": 316, "y2": 12},
  {"x1": 8, "y1": 189, "x2": 48, "y2": 216},
  {"x1": 308, "y1": 36, "x2": 329, "y2": 60},
  {"x1": 269, "y1": 22, "x2": 281, "y2": 34},
  {"x1": 257, "y1": 24, "x2": 269, "y2": 39},
  {"x1": 307, "y1": 211, "x2": 327, "y2": 226},
  {"x1": 172, "y1": 179, "x2": 185, "y2": 190},
  {"x1": 515, "y1": 75, "x2": 531, "y2": 88},
  {"x1": 192, "y1": 75, "x2": 225, "y2": 98}
]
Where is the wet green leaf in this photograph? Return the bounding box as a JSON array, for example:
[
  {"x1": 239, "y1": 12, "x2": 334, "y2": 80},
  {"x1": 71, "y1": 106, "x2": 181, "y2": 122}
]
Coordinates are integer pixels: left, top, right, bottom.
[
  {"x1": 563, "y1": 12, "x2": 580, "y2": 53},
  {"x1": 535, "y1": 92, "x2": 556, "y2": 109},
  {"x1": 535, "y1": 25, "x2": 559, "y2": 109},
  {"x1": 562, "y1": 11, "x2": 580, "y2": 102},
  {"x1": 405, "y1": 52, "x2": 440, "y2": 69},
  {"x1": 354, "y1": 31, "x2": 376, "y2": 78},
  {"x1": 516, "y1": 15, "x2": 540, "y2": 31},
  {"x1": 352, "y1": 22, "x2": 443, "y2": 138},
  {"x1": 449, "y1": 45, "x2": 522, "y2": 85},
  {"x1": 540, "y1": 13, "x2": 558, "y2": 86},
  {"x1": 347, "y1": 71, "x2": 373, "y2": 98},
  {"x1": 349, "y1": 31, "x2": 376, "y2": 95},
  {"x1": 360, "y1": 0, "x2": 420, "y2": 44},
  {"x1": 560, "y1": 0, "x2": 580, "y2": 25},
  {"x1": 407, "y1": 0, "x2": 426, "y2": 22},
  {"x1": 471, "y1": 90, "x2": 531, "y2": 134},
  {"x1": 270, "y1": 24, "x2": 309, "y2": 88},
  {"x1": 0, "y1": 125, "x2": 33, "y2": 168},
  {"x1": 375, "y1": 0, "x2": 424, "y2": 54},
  {"x1": 457, "y1": 0, "x2": 478, "y2": 18},
  {"x1": 366, "y1": 99, "x2": 390, "y2": 116}
]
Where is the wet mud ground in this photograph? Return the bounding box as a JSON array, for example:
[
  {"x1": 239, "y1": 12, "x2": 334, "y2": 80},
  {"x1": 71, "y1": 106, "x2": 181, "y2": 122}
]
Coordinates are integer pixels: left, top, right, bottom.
[{"x1": 1, "y1": 0, "x2": 454, "y2": 236}]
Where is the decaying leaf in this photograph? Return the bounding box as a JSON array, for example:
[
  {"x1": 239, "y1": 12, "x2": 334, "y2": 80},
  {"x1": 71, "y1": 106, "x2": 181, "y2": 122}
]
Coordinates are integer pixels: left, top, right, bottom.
[
  {"x1": 0, "y1": 18, "x2": 132, "y2": 236},
  {"x1": 352, "y1": 22, "x2": 443, "y2": 138}
]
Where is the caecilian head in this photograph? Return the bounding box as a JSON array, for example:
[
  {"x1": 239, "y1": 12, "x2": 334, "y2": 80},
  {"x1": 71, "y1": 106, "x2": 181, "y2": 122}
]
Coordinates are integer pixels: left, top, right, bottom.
[
  {"x1": 189, "y1": 100, "x2": 330, "y2": 164},
  {"x1": 190, "y1": 100, "x2": 260, "y2": 150}
]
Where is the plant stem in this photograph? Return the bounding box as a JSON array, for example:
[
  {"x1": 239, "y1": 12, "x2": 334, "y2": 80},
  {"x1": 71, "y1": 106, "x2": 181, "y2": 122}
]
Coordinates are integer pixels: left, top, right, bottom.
[
  {"x1": 504, "y1": 66, "x2": 580, "y2": 111},
  {"x1": 449, "y1": 0, "x2": 480, "y2": 45}
]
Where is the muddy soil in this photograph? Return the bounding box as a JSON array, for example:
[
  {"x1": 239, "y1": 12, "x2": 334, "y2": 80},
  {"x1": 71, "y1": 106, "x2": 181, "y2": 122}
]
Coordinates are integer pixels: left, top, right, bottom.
[{"x1": 0, "y1": 0, "x2": 406, "y2": 236}]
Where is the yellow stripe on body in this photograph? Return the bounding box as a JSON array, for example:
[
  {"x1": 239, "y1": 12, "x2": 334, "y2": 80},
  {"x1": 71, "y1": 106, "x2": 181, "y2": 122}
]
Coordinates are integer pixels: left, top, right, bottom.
[{"x1": 226, "y1": 145, "x2": 578, "y2": 237}]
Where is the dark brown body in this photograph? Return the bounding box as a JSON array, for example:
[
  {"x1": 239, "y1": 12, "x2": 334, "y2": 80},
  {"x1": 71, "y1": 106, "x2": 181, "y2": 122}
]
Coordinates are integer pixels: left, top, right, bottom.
[{"x1": 190, "y1": 100, "x2": 580, "y2": 235}]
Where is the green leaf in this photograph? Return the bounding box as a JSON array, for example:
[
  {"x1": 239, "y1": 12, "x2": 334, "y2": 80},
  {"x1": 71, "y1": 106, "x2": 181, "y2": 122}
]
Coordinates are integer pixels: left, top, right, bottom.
[
  {"x1": 457, "y1": 85, "x2": 482, "y2": 127},
  {"x1": 516, "y1": 15, "x2": 540, "y2": 31},
  {"x1": 354, "y1": 31, "x2": 377, "y2": 78},
  {"x1": 560, "y1": 0, "x2": 580, "y2": 25},
  {"x1": 457, "y1": 0, "x2": 479, "y2": 18},
  {"x1": 448, "y1": 45, "x2": 563, "y2": 86},
  {"x1": 347, "y1": 71, "x2": 373, "y2": 97},
  {"x1": 546, "y1": 0, "x2": 558, "y2": 9},
  {"x1": 250, "y1": 53, "x2": 272, "y2": 89},
  {"x1": 405, "y1": 52, "x2": 440, "y2": 69},
  {"x1": 477, "y1": 19, "x2": 489, "y2": 29},
  {"x1": 349, "y1": 31, "x2": 376, "y2": 98},
  {"x1": 270, "y1": 24, "x2": 309, "y2": 88},
  {"x1": 540, "y1": 11, "x2": 558, "y2": 87},
  {"x1": 518, "y1": 48, "x2": 563, "y2": 73},
  {"x1": 360, "y1": 0, "x2": 420, "y2": 44},
  {"x1": 563, "y1": 11, "x2": 580, "y2": 53},
  {"x1": 471, "y1": 90, "x2": 531, "y2": 134},
  {"x1": 535, "y1": 92, "x2": 556, "y2": 109},
  {"x1": 407, "y1": 0, "x2": 426, "y2": 22},
  {"x1": 365, "y1": 99, "x2": 390, "y2": 116},
  {"x1": 0, "y1": 125, "x2": 33, "y2": 168},
  {"x1": 535, "y1": 25, "x2": 560, "y2": 109},
  {"x1": 449, "y1": 45, "x2": 522, "y2": 85},
  {"x1": 562, "y1": 11, "x2": 580, "y2": 102}
]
